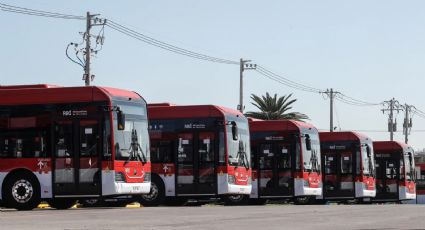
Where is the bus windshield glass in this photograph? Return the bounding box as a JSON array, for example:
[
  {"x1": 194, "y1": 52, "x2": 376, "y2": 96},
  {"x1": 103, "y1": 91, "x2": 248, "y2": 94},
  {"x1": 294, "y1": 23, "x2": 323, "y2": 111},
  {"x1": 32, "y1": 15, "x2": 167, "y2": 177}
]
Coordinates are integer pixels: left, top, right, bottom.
[
  {"x1": 405, "y1": 152, "x2": 414, "y2": 181},
  {"x1": 302, "y1": 131, "x2": 321, "y2": 173},
  {"x1": 226, "y1": 116, "x2": 250, "y2": 168},
  {"x1": 361, "y1": 143, "x2": 375, "y2": 176},
  {"x1": 113, "y1": 101, "x2": 150, "y2": 162}
]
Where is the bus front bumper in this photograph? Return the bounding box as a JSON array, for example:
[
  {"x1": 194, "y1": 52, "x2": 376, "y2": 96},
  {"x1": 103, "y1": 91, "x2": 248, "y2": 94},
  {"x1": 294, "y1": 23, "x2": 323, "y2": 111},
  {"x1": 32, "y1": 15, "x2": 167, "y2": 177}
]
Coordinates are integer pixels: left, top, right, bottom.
[{"x1": 114, "y1": 182, "x2": 151, "y2": 195}]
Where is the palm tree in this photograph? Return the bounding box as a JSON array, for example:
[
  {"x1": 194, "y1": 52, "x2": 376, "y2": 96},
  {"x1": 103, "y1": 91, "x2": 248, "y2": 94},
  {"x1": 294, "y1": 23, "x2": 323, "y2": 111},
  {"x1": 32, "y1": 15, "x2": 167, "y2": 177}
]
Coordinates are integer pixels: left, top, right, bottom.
[{"x1": 245, "y1": 93, "x2": 309, "y2": 121}]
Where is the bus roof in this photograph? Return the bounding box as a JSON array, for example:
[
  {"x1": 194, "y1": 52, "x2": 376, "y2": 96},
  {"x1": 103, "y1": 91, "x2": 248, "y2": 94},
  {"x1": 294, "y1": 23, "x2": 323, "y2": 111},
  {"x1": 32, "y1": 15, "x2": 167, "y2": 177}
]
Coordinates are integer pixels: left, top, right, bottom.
[
  {"x1": 248, "y1": 118, "x2": 317, "y2": 132},
  {"x1": 373, "y1": 141, "x2": 413, "y2": 153},
  {"x1": 0, "y1": 84, "x2": 60, "y2": 89},
  {"x1": 147, "y1": 103, "x2": 244, "y2": 119},
  {"x1": 319, "y1": 131, "x2": 371, "y2": 142},
  {"x1": 0, "y1": 85, "x2": 142, "y2": 105}
]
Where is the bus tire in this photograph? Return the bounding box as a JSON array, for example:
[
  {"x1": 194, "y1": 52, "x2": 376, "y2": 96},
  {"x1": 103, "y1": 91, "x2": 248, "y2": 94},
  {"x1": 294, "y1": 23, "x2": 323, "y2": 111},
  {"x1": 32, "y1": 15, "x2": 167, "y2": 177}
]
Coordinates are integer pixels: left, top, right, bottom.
[
  {"x1": 137, "y1": 176, "x2": 165, "y2": 207},
  {"x1": 223, "y1": 195, "x2": 249, "y2": 206},
  {"x1": 47, "y1": 198, "x2": 77, "y2": 209},
  {"x1": 2, "y1": 171, "x2": 41, "y2": 210}
]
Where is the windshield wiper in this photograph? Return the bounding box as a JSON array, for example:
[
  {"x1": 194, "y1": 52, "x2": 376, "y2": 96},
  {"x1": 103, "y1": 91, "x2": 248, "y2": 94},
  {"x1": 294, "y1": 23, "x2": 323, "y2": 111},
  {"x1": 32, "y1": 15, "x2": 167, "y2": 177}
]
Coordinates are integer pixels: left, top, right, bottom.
[
  {"x1": 308, "y1": 150, "x2": 320, "y2": 173},
  {"x1": 125, "y1": 129, "x2": 148, "y2": 165},
  {"x1": 236, "y1": 141, "x2": 249, "y2": 169}
]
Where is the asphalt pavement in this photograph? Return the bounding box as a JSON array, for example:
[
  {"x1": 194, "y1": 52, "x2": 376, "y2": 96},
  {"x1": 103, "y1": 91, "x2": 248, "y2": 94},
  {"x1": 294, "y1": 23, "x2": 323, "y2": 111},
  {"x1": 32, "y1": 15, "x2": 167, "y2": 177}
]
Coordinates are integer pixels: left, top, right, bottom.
[{"x1": 0, "y1": 204, "x2": 424, "y2": 230}]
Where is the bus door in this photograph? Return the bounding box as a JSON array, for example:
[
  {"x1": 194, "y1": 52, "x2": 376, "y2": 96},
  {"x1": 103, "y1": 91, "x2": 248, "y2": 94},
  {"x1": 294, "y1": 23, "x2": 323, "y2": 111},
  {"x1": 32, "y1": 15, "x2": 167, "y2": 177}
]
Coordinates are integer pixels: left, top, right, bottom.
[
  {"x1": 258, "y1": 143, "x2": 293, "y2": 197},
  {"x1": 376, "y1": 157, "x2": 398, "y2": 199},
  {"x1": 322, "y1": 151, "x2": 354, "y2": 198},
  {"x1": 53, "y1": 118, "x2": 101, "y2": 197},
  {"x1": 176, "y1": 132, "x2": 216, "y2": 195}
]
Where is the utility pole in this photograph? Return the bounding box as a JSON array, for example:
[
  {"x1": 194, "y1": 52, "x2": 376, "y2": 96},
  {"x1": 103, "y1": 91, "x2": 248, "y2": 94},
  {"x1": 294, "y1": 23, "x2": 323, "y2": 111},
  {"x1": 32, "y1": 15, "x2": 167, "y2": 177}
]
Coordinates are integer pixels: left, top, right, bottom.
[
  {"x1": 402, "y1": 104, "x2": 414, "y2": 144},
  {"x1": 84, "y1": 12, "x2": 93, "y2": 86},
  {"x1": 77, "y1": 12, "x2": 105, "y2": 86},
  {"x1": 321, "y1": 88, "x2": 340, "y2": 132},
  {"x1": 382, "y1": 98, "x2": 402, "y2": 141},
  {"x1": 238, "y1": 58, "x2": 256, "y2": 113}
]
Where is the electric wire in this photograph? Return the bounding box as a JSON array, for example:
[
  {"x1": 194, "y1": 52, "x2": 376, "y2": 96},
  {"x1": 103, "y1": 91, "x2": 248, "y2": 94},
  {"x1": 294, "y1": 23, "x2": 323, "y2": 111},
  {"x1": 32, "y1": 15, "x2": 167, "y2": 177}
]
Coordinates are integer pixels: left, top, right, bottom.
[
  {"x1": 254, "y1": 66, "x2": 322, "y2": 93},
  {"x1": 338, "y1": 93, "x2": 383, "y2": 106},
  {"x1": 65, "y1": 43, "x2": 84, "y2": 69},
  {"x1": 335, "y1": 94, "x2": 380, "y2": 107},
  {"x1": 0, "y1": 3, "x2": 84, "y2": 20},
  {"x1": 105, "y1": 20, "x2": 239, "y2": 65}
]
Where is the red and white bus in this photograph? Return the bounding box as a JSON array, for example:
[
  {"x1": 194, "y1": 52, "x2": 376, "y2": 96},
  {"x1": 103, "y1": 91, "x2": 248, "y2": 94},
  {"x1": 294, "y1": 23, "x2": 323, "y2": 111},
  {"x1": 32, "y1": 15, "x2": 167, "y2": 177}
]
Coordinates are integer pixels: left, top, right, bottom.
[
  {"x1": 317, "y1": 132, "x2": 376, "y2": 203},
  {"x1": 137, "y1": 103, "x2": 252, "y2": 206},
  {"x1": 373, "y1": 141, "x2": 416, "y2": 202},
  {"x1": 0, "y1": 84, "x2": 151, "y2": 210},
  {"x1": 228, "y1": 119, "x2": 322, "y2": 205}
]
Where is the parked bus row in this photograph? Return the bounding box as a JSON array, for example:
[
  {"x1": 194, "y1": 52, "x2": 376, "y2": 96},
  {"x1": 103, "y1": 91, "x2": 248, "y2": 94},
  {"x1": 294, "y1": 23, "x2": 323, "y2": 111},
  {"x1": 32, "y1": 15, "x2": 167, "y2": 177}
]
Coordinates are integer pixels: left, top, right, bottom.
[{"x1": 0, "y1": 84, "x2": 417, "y2": 210}]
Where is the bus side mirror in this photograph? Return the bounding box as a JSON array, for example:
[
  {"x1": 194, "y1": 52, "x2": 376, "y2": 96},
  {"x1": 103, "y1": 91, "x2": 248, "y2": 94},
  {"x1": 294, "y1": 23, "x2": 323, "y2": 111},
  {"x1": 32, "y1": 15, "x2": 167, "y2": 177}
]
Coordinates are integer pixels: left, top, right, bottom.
[
  {"x1": 408, "y1": 153, "x2": 413, "y2": 166},
  {"x1": 366, "y1": 145, "x2": 371, "y2": 158},
  {"x1": 117, "y1": 110, "x2": 125, "y2": 130},
  {"x1": 231, "y1": 121, "x2": 238, "y2": 141},
  {"x1": 305, "y1": 135, "x2": 312, "y2": 151}
]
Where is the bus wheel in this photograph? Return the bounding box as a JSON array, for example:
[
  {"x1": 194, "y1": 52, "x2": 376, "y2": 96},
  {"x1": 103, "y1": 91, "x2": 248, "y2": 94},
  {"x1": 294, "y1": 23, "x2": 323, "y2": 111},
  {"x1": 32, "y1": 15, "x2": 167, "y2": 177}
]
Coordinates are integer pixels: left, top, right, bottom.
[
  {"x1": 47, "y1": 198, "x2": 77, "y2": 209},
  {"x1": 3, "y1": 172, "x2": 41, "y2": 210},
  {"x1": 137, "y1": 177, "x2": 165, "y2": 207},
  {"x1": 223, "y1": 195, "x2": 249, "y2": 206},
  {"x1": 294, "y1": 196, "x2": 313, "y2": 205}
]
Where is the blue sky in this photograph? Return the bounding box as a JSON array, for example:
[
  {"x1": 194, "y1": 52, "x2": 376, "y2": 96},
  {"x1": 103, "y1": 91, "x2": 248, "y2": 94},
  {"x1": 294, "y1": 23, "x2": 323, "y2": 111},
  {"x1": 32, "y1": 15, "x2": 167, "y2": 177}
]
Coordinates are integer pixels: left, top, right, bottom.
[{"x1": 1, "y1": 0, "x2": 425, "y2": 150}]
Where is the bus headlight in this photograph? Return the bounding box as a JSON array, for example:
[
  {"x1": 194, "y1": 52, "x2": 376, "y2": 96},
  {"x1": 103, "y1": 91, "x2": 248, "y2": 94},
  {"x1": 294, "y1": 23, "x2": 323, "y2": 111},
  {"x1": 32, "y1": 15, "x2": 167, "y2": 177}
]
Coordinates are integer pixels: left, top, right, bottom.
[
  {"x1": 248, "y1": 177, "x2": 252, "y2": 185},
  {"x1": 115, "y1": 172, "x2": 126, "y2": 182},
  {"x1": 143, "y1": 172, "x2": 151, "y2": 182},
  {"x1": 228, "y1": 175, "x2": 236, "y2": 184}
]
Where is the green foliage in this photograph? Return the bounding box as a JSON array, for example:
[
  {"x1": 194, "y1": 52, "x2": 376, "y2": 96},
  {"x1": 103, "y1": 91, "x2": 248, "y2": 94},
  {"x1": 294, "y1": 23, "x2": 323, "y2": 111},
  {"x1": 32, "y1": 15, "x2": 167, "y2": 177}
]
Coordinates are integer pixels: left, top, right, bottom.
[{"x1": 245, "y1": 93, "x2": 309, "y2": 121}]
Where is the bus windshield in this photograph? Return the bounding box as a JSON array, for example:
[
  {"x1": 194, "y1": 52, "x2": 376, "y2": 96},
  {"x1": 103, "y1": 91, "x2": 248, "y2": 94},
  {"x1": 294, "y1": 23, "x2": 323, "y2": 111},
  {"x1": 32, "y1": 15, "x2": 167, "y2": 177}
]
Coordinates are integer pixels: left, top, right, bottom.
[
  {"x1": 405, "y1": 152, "x2": 414, "y2": 181},
  {"x1": 226, "y1": 116, "x2": 250, "y2": 168},
  {"x1": 361, "y1": 143, "x2": 375, "y2": 176},
  {"x1": 113, "y1": 102, "x2": 150, "y2": 162},
  {"x1": 302, "y1": 132, "x2": 321, "y2": 173}
]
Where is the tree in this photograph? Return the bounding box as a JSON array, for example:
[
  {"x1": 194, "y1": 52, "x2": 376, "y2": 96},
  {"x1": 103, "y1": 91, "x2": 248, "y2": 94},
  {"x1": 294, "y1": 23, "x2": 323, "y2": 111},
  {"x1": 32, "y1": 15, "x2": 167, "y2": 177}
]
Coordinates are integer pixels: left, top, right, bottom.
[{"x1": 245, "y1": 93, "x2": 309, "y2": 121}]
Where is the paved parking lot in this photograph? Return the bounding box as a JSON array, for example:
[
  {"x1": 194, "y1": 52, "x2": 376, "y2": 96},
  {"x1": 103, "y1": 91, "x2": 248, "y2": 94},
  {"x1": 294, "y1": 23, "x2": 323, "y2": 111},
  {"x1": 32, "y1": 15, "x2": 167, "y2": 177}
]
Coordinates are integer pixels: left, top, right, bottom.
[{"x1": 1, "y1": 204, "x2": 424, "y2": 230}]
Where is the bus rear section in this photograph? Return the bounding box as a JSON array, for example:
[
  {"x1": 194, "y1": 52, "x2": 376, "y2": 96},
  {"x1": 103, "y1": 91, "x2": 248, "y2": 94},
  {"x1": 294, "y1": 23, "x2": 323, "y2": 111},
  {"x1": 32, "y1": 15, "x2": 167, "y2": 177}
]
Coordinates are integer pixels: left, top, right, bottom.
[
  {"x1": 234, "y1": 119, "x2": 321, "y2": 205},
  {"x1": 373, "y1": 141, "x2": 416, "y2": 202},
  {"x1": 0, "y1": 85, "x2": 151, "y2": 210},
  {"x1": 318, "y1": 132, "x2": 376, "y2": 203},
  {"x1": 137, "y1": 104, "x2": 252, "y2": 206}
]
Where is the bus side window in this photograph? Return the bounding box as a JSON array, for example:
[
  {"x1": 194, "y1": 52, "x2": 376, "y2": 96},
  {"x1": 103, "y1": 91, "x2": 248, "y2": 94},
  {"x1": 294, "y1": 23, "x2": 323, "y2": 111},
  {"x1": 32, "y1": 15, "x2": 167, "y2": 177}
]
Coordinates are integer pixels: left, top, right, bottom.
[
  {"x1": 356, "y1": 150, "x2": 361, "y2": 175},
  {"x1": 151, "y1": 140, "x2": 173, "y2": 163},
  {"x1": 341, "y1": 154, "x2": 352, "y2": 174},
  {"x1": 103, "y1": 118, "x2": 112, "y2": 160},
  {"x1": 0, "y1": 127, "x2": 49, "y2": 158},
  {"x1": 400, "y1": 158, "x2": 405, "y2": 180},
  {"x1": 55, "y1": 123, "x2": 73, "y2": 158},
  {"x1": 218, "y1": 131, "x2": 225, "y2": 164}
]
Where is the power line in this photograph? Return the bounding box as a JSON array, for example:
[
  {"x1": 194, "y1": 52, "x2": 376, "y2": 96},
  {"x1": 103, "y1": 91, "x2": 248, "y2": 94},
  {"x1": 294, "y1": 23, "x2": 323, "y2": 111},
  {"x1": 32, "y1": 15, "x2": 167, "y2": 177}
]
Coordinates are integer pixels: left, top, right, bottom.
[
  {"x1": 337, "y1": 93, "x2": 382, "y2": 106},
  {"x1": 105, "y1": 20, "x2": 239, "y2": 65},
  {"x1": 0, "y1": 2, "x2": 84, "y2": 20},
  {"x1": 254, "y1": 65, "x2": 322, "y2": 93}
]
